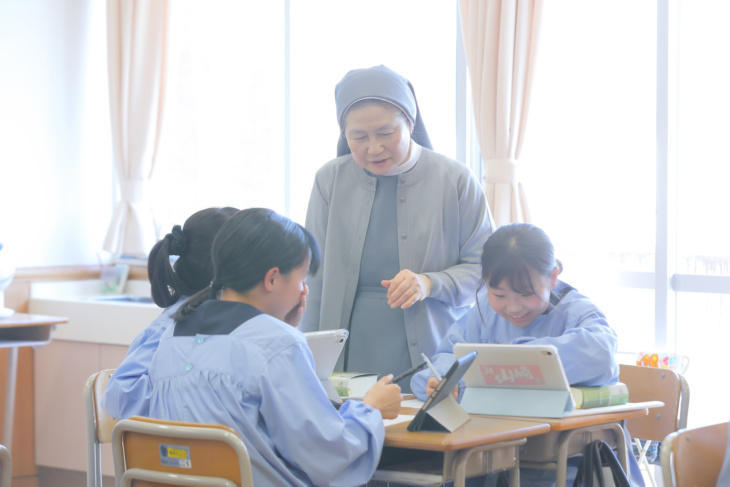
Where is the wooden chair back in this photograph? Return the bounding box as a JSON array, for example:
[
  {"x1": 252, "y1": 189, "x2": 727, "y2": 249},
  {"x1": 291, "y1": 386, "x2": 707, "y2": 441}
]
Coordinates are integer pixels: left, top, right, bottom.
[
  {"x1": 112, "y1": 416, "x2": 254, "y2": 487},
  {"x1": 84, "y1": 369, "x2": 119, "y2": 487},
  {"x1": 619, "y1": 364, "x2": 690, "y2": 441},
  {"x1": 661, "y1": 421, "x2": 728, "y2": 487}
]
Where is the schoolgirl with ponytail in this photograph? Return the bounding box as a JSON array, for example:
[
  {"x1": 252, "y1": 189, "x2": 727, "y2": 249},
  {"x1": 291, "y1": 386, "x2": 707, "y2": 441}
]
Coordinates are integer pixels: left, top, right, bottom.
[
  {"x1": 148, "y1": 208, "x2": 402, "y2": 486},
  {"x1": 411, "y1": 223, "x2": 648, "y2": 486},
  {"x1": 412, "y1": 223, "x2": 620, "y2": 397},
  {"x1": 102, "y1": 207, "x2": 238, "y2": 420}
]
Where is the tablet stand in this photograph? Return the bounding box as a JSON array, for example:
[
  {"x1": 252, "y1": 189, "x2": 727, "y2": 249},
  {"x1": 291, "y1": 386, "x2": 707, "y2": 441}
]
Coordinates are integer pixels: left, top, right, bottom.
[
  {"x1": 408, "y1": 350, "x2": 477, "y2": 433},
  {"x1": 414, "y1": 395, "x2": 471, "y2": 432}
]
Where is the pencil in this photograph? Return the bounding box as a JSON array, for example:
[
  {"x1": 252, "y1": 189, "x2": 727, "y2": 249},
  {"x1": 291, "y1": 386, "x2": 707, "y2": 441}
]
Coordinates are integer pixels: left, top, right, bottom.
[
  {"x1": 421, "y1": 352, "x2": 443, "y2": 381},
  {"x1": 390, "y1": 361, "x2": 427, "y2": 384}
]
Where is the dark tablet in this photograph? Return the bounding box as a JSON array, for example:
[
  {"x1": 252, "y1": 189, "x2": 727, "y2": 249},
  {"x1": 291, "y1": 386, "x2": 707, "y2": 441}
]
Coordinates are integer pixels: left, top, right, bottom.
[{"x1": 407, "y1": 350, "x2": 478, "y2": 432}]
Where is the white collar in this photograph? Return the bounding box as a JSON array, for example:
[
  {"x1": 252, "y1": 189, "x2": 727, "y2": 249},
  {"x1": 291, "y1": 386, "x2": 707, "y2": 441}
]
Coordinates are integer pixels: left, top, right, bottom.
[{"x1": 383, "y1": 142, "x2": 422, "y2": 176}]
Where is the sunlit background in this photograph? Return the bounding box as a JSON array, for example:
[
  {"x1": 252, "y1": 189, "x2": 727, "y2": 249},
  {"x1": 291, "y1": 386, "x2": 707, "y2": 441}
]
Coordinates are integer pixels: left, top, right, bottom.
[{"x1": 1, "y1": 0, "x2": 729, "y2": 429}]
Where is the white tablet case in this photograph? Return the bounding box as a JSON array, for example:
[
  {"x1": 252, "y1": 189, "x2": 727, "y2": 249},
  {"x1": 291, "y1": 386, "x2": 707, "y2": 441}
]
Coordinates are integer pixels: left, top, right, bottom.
[
  {"x1": 453, "y1": 343, "x2": 576, "y2": 418},
  {"x1": 305, "y1": 329, "x2": 348, "y2": 403}
]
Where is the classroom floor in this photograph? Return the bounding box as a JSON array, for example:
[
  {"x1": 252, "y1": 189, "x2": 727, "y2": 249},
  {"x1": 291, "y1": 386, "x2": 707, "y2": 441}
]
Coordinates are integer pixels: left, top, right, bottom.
[{"x1": 37, "y1": 467, "x2": 114, "y2": 487}]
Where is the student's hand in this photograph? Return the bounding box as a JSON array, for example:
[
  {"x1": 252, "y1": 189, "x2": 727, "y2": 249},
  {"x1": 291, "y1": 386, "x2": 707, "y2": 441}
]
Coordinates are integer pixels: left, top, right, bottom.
[
  {"x1": 381, "y1": 270, "x2": 431, "y2": 309},
  {"x1": 363, "y1": 375, "x2": 402, "y2": 420},
  {"x1": 426, "y1": 376, "x2": 458, "y2": 400},
  {"x1": 283, "y1": 284, "x2": 308, "y2": 328}
]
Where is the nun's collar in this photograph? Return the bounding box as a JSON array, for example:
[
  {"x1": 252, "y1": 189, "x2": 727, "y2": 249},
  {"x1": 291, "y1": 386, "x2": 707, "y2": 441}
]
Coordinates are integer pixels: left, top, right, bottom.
[{"x1": 382, "y1": 142, "x2": 422, "y2": 176}]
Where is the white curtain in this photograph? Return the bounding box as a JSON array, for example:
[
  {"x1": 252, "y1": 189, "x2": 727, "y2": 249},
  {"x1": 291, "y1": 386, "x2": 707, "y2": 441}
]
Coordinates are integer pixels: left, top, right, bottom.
[
  {"x1": 103, "y1": 0, "x2": 169, "y2": 256},
  {"x1": 458, "y1": 0, "x2": 543, "y2": 227}
]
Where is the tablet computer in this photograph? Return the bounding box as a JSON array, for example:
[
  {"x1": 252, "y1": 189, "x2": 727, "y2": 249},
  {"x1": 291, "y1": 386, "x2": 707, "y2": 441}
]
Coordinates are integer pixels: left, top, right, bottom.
[
  {"x1": 407, "y1": 350, "x2": 477, "y2": 432},
  {"x1": 305, "y1": 329, "x2": 348, "y2": 403},
  {"x1": 453, "y1": 343, "x2": 575, "y2": 417}
]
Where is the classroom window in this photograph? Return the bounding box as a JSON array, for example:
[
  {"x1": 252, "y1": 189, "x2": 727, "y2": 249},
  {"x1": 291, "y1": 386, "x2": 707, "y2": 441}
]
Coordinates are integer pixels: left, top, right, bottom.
[
  {"x1": 521, "y1": 0, "x2": 730, "y2": 428},
  {"x1": 521, "y1": 0, "x2": 657, "y2": 354},
  {"x1": 150, "y1": 0, "x2": 462, "y2": 230},
  {"x1": 675, "y1": 291, "x2": 730, "y2": 426},
  {"x1": 675, "y1": 0, "x2": 730, "y2": 274},
  {"x1": 673, "y1": 0, "x2": 730, "y2": 428},
  {"x1": 149, "y1": 1, "x2": 286, "y2": 230}
]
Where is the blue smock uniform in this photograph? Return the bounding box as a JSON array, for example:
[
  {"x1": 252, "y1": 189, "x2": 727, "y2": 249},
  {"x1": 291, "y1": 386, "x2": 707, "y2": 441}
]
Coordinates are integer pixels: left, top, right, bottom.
[
  {"x1": 411, "y1": 281, "x2": 645, "y2": 487},
  {"x1": 411, "y1": 281, "x2": 619, "y2": 399},
  {"x1": 148, "y1": 300, "x2": 385, "y2": 487},
  {"x1": 101, "y1": 298, "x2": 186, "y2": 419}
]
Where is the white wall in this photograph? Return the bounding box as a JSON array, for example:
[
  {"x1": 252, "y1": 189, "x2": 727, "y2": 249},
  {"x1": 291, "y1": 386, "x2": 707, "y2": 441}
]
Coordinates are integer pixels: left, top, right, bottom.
[{"x1": 0, "y1": 0, "x2": 113, "y2": 268}]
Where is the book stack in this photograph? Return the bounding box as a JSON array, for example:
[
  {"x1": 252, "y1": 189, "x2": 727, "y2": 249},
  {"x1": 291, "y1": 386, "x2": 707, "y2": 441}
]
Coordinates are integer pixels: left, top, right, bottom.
[{"x1": 570, "y1": 382, "x2": 629, "y2": 409}]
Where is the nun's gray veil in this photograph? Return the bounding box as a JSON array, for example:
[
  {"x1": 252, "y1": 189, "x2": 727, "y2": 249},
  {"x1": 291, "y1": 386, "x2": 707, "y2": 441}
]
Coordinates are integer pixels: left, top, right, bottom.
[{"x1": 334, "y1": 65, "x2": 433, "y2": 157}]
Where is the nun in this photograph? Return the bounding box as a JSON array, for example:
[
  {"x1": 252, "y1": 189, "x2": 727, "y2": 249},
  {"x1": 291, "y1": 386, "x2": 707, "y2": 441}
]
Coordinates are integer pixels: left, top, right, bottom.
[{"x1": 301, "y1": 65, "x2": 493, "y2": 392}]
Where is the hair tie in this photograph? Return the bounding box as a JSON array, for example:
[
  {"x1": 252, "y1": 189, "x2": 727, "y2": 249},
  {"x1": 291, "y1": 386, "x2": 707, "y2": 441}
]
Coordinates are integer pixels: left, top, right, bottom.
[
  {"x1": 210, "y1": 280, "x2": 223, "y2": 292},
  {"x1": 167, "y1": 225, "x2": 187, "y2": 257}
]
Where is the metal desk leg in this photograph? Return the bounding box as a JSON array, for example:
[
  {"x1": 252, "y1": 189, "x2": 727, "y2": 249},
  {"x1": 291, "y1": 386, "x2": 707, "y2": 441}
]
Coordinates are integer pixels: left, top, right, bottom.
[
  {"x1": 453, "y1": 439, "x2": 525, "y2": 487},
  {"x1": 509, "y1": 460, "x2": 520, "y2": 487},
  {"x1": 4, "y1": 346, "x2": 18, "y2": 452}
]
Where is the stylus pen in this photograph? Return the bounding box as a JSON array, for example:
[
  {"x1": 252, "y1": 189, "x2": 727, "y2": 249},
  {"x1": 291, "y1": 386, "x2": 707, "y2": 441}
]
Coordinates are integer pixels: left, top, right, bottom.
[
  {"x1": 421, "y1": 352, "x2": 443, "y2": 381},
  {"x1": 389, "y1": 361, "x2": 427, "y2": 384}
]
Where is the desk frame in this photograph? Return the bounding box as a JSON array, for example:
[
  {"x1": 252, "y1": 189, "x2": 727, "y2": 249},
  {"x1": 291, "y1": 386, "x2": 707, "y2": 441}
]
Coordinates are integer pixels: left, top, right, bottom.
[
  {"x1": 518, "y1": 407, "x2": 649, "y2": 486},
  {"x1": 377, "y1": 415, "x2": 550, "y2": 487},
  {"x1": 379, "y1": 405, "x2": 651, "y2": 487},
  {"x1": 521, "y1": 421, "x2": 627, "y2": 486},
  {"x1": 0, "y1": 313, "x2": 66, "y2": 452}
]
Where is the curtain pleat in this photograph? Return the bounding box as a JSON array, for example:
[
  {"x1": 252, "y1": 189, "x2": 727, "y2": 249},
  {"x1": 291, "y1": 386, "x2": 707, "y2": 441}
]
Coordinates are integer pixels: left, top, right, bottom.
[
  {"x1": 459, "y1": 0, "x2": 543, "y2": 226},
  {"x1": 103, "y1": 0, "x2": 170, "y2": 256}
]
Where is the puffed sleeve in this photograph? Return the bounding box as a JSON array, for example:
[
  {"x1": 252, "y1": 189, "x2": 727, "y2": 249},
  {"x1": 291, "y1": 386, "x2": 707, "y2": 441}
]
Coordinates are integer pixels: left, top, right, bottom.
[
  {"x1": 258, "y1": 342, "x2": 384, "y2": 487},
  {"x1": 102, "y1": 307, "x2": 177, "y2": 419}
]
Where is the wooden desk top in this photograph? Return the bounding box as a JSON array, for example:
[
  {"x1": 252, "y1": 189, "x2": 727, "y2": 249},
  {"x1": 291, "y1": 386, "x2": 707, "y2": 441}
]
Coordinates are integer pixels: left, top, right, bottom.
[
  {"x1": 540, "y1": 406, "x2": 649, "y2": 431},
  {"x1": 385, "y1": 415, "x2": 550, "y2": 451},
  {"x1": 386, "y1": 401, "x2": 653, "y2": 452},
  {"x1": 478, "y1": 403, "x2": 651, "y2": 432},
  {"x1": 0, "y1": 312, "x2": 69, "y2": 327}
]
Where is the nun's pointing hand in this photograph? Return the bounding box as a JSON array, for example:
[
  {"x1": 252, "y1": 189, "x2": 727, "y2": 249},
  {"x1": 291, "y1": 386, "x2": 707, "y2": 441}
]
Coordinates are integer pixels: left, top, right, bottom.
[{"x1": 381, "y1": 269, "x2": 431, "y2": 309}]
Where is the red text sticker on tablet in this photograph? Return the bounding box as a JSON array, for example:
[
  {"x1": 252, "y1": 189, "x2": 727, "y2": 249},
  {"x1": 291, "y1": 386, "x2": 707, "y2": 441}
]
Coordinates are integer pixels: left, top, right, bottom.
[{"x1": 479, "y1": 365, "x2": 546, "y2": 386}]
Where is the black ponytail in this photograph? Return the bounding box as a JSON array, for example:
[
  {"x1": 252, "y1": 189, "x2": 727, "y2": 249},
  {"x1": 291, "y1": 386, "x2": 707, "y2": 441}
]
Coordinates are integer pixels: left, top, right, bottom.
[
  {"x1": 148, "y1": 207, "x2": 238, "y2": 308},
  {"x1": 173, "y1": 285, "x2": 218, "y2": 321},
  {"x1": 173, "y1": 208, "x2": 321, "y2": 321}
]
